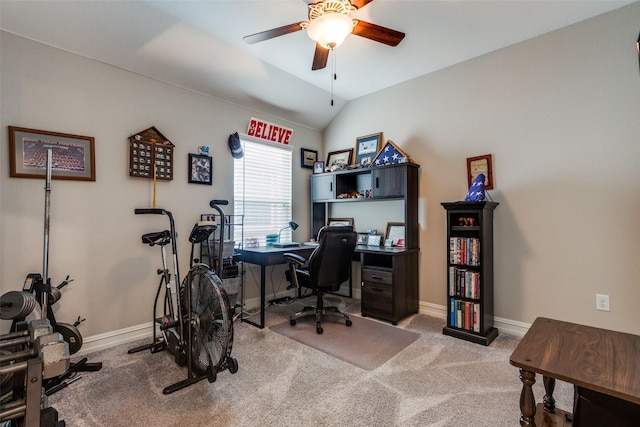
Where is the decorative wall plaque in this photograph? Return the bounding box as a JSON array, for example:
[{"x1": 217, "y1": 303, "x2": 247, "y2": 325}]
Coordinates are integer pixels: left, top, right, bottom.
[{"x1": 129, "y1": 126, "x2": 174, "y2": 180}]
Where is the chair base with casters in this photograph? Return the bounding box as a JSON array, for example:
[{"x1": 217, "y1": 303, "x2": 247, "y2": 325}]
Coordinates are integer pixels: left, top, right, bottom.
[
  {"x1": 289, "y1": 289, "x2": 352, "y2": 334},
  {"x1": 284, "y1": 225, "x2": 357, "y2": 335}
]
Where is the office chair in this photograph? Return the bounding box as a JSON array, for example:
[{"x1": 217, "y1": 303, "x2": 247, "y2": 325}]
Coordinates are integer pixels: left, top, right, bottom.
[{"x1": 284, "y1": 226, "x2": 357, "y2": 334}]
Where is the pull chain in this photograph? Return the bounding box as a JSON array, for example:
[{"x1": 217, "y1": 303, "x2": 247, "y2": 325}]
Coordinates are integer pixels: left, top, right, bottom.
[{"x1": 331, "y1": 48, "x2": 336, "y2": 106}]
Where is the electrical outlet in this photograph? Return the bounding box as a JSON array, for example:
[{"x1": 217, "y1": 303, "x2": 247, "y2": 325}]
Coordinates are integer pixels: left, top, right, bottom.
[
  {"x1": 169, "y1": 280, "x2": 176, "y2": 294},
  {"x1": 596, "y1": 294, "x2": 610, "y2": 311}
]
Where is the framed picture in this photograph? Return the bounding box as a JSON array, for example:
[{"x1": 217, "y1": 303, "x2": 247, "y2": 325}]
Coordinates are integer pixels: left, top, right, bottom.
[
  {"x1": 354, "y1": 132, "x2": 382, "y2": 166},
  {"x1": 313, "y1": 161, "x2": 324, "y2": 174},
  {"x1": 328, "y1": 217, "x2": 354, "y2": 227},
  {"x1": 385, "y1": 222, "x2": 405, "y2": 246},
  {"x1": 467, "y1": 154, "x2": 494, "y2": 190},
  {"x1": 9, "y1": 126, "x2": 96, "y2": 181},
  {"x1": 356, "y1": 232, "x2": 368, "y2": 245},
  {"x1": 367, "y1": 235, "x2": 382, "y2": 246},
  {"x1": 301, "y1": 148, "x2": 318, "y2": 169},
  {"x1": 326, "y1": 149, "x2": 352, "y2": 170},
  {"x1": 188, "y1": 153, "x2": 212, "y2": 185}
]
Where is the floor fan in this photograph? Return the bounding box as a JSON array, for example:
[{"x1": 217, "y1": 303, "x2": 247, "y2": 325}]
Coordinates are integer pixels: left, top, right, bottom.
[
  {"x1": 186, "y1": 265, "x2": 235, "y2": 383},
  {"x1": 161, "y1": 200, "x2": 238, "y2": 394}
]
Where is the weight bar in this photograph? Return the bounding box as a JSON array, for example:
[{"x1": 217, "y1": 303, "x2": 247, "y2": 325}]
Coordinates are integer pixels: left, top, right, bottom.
[{"x1": 0, "y1": 318, "x2": 53, "y2": 349}]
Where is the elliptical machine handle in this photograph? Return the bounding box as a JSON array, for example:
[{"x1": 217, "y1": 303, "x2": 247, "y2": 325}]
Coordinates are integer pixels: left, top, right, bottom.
[
  {"x1": 209, "y1": 200, "x2": 228, "y2": 207},
  {"x1": 135, "y1": 208, "x2": 166, "y2": 215}
]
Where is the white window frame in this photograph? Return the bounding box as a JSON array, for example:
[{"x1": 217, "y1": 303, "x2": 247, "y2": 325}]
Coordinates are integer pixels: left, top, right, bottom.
[{"x1": 233, "y1": 134, "x2": 293, "y2": 246}]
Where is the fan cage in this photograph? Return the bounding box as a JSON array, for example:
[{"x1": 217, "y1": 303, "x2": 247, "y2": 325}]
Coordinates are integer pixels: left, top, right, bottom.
[{"x1": 181, "y1": 265, "x2": 233, "y2": 375}]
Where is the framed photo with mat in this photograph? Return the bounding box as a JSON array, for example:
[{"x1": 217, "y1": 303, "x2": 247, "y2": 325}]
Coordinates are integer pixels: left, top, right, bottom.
[
  {"x1": 326, "y1": 149, "x2": 352, "y2": 170},
  {"x1": 9, "y1": 126, "x2": 96, "y2": 181},
  {"x1": 385, "y1": 222, "x2": 405, "y2": 246},
  {"x1": 188, "y1": 153, "x2": 212, "y2": 185},
  {"x1": 328, "y1": 218, "x2": 354, "y2": 227},
  {"x1": 301, "y1": 148, "x2": 318, "y2": 169},
  {"x1": 313, "y1": 161, "x2": 324, "y2": 174},
  {"x1": 354, "y1": 132, "x2": 382, "y2": 167},
  {"x1": 467, "y1": 154, "x2": 494, "y2": 190}
]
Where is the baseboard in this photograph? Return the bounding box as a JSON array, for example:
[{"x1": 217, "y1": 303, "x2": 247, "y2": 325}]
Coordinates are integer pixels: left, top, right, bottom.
[
  {"x1": 77, "y1": 300, "x2": 531, "y2": 355},
  {"x1": 420, "y1": 301, "x2": 447, "y2": 319},
  {"x1": 492, "y1": 316, "x2": 531, "y2": 337},
  {"x1": 76, "y1": 322, "x2": 154, "y2": 356}
]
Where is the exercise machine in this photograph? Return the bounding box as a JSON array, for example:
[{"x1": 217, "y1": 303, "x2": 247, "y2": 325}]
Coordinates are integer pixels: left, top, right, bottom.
[
  {"x1": 1, "y1": 149, "x2": 100, "y2": 401},
  {"x1": 130, "y1": 200, "x2": 238, "y2": 395}
]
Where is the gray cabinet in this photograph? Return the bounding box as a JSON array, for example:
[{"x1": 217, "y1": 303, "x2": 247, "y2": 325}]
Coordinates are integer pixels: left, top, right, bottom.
[
  {"x1": 372, "y1": 166, "x2": 405, "y2": 198},
  {"x1": 310, "y1": 174, "x2": 334, "y2": 202}
]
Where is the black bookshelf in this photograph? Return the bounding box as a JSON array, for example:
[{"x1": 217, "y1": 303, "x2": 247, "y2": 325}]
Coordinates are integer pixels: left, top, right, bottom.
[{"x1": 441, "y1": 201, "x2": 498, "y2": 345}]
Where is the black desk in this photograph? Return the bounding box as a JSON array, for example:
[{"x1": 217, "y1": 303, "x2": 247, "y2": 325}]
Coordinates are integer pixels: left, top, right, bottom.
[
  {"x1": 237, "y1": 244, "x2": 408, "y2": 329},
  {"x1": 237, "y1": 245, "x2": 315, "y2": 329}
]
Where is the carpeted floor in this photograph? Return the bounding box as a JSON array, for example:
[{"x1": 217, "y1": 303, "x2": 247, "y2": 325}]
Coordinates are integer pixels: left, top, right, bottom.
[{"x1": 47, "y1": 295, "x2": 574, "y2": 426}]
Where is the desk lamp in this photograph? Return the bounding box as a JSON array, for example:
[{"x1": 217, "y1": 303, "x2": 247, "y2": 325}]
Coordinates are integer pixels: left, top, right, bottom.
[{"x1": 278, "y1": 221, "x2": 299, "y2": 243}]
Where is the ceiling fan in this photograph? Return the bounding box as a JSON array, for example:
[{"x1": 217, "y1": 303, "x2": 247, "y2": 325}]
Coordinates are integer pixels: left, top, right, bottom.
[{"x1": 243, "y1": 0, "x2": 405, "y2": 71}]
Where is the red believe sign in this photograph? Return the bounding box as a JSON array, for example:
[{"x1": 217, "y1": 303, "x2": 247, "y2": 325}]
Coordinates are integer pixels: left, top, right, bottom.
[{"x1": 247, "y1": 117, "x2": 293, "y2": 145}]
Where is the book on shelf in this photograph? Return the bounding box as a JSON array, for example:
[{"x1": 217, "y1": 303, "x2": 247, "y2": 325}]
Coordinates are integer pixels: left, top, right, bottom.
[
  {"x1": 448, "y1": 266, "x2": 480, "y2": 299},
  {"x1": 449, "y1": 299, "x2": 482, "y2": 332},
  {"x1": 449, "y1": 237, "x2": 480, "y2": 266}
]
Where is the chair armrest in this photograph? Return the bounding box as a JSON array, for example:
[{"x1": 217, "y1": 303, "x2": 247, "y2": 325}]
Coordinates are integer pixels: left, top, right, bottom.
[
  {"x1": 283, "y1": 252, "x2": 306, "y2": 266},
  {"x1": 284, "y1": 252, "x2": 306, "y2": 289}
]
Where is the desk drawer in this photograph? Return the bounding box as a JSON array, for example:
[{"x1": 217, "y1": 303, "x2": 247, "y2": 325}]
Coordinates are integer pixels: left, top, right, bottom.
[
  {"x1": 361, "y1": 282, "x2": 392, "y2": 318},
  {"x1": 362, "y1": 268, "x2": 393, "y2": 285}
]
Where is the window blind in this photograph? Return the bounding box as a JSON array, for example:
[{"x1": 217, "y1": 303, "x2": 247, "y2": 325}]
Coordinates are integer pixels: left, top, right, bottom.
[{"x1": 234, "y1": 136, "x2": 292, "y2": 246}]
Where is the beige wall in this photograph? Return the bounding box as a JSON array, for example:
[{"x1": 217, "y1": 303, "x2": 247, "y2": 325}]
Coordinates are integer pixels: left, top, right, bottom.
[
  {"x1": 2, "y1": 3, "x2": 639, "y2": 342},
  {"x1": 325, "y1": 3, "x2": 640, "y2": 334},
  {"x1": 0, "y1": 33, "x2": 321, "y2": 337}
]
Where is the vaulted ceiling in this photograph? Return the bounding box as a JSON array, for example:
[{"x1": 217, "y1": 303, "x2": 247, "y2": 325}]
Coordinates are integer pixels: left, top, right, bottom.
[{"x1": 1, "y1": 1, "x2": 634, "y2": 130}]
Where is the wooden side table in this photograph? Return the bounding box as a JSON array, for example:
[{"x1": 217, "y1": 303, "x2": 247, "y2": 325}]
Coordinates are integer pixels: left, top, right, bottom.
[{"x1": 510, "y1": 317, "x2": 640, "y2": 426}]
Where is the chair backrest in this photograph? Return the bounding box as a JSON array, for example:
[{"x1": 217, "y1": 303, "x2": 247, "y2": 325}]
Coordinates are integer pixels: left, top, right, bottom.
[{"x1": 307, "y1": 226, "x2": 357, "y2": 290}]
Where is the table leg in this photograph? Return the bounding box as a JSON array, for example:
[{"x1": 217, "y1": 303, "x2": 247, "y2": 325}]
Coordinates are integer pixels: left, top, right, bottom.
[
  {"x1": 259, "y1": 264, "x2": 266, "y2": 328},
  {"x1": 543, "y1": 376, "x2": 556, "y2": 413},
  {"x1": 519, "y1": 368, "x2": 537, "y2": 426}
]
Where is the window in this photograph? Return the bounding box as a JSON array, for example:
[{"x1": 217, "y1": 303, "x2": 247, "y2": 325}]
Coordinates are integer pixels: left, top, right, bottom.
[{"x1": 234, "y1": 136, "x2": 293, "y2": 246}]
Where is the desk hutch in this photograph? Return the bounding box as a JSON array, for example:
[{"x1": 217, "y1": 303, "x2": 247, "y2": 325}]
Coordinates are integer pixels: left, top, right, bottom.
[{"x1": 310, "y1": 163, "x2": 420, "y2": 324}]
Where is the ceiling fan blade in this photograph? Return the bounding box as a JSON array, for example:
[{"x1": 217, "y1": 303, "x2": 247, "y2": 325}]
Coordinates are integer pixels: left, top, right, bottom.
[
  {"x1": 352, "y1": 20, "x2": 405, "y2": 47},
  {"x1": 312, "y1": 44, "x2": 329, "y2": 70},
  {"x1": 350, "y1": 0, "x2": 374, "y2": 9},
  {"x1": 243, "y1": 22, "x2": 304, "y2": 44}
]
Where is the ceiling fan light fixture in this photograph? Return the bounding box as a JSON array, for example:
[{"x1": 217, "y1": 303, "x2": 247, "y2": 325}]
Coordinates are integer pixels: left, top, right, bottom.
[{"x1": 306, "y1": 12, "x2": 354, "y2": 49}]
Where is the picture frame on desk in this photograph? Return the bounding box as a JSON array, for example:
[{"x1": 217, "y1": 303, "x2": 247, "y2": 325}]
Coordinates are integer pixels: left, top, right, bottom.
[
  {"x1": 354, "y1": 132, "x2": 382, "y2": 166},
  {"x1": 328, "y1": 217, "x2": 354, "y2": 227},
  {"x1": 356, "y1": 233, "x2": 368, "y2": 245},
  {"x1": 367, "y1": 235, "x2": 382, "y2": 246},
  {"x1": 326, "y1": 149, "x2": 352, "y2": 171},
  {"x1": 9, "y1": 126, "x2": 96, "y2": 181},
  {"x1": 467, "y1": 154, "x2": 494, "y2": 190},
  {"x1": 385, "y1": 222, "x2": 405, "y2": 246},
  {"x1": 300, "y1": 148, "x2": 317, "y2": 169},
  {"x1": 313, "y1": 161, "x2": 324, "y2": 174}
]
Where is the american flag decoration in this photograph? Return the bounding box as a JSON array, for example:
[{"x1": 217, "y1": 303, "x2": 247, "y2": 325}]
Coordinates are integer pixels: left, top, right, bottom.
[
  {"x1": 465, "y1": 173, "x2": 486, "y2": 201},
  {"x1": 371, "y1": 140, "x2": 413, "y2": 167}
]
